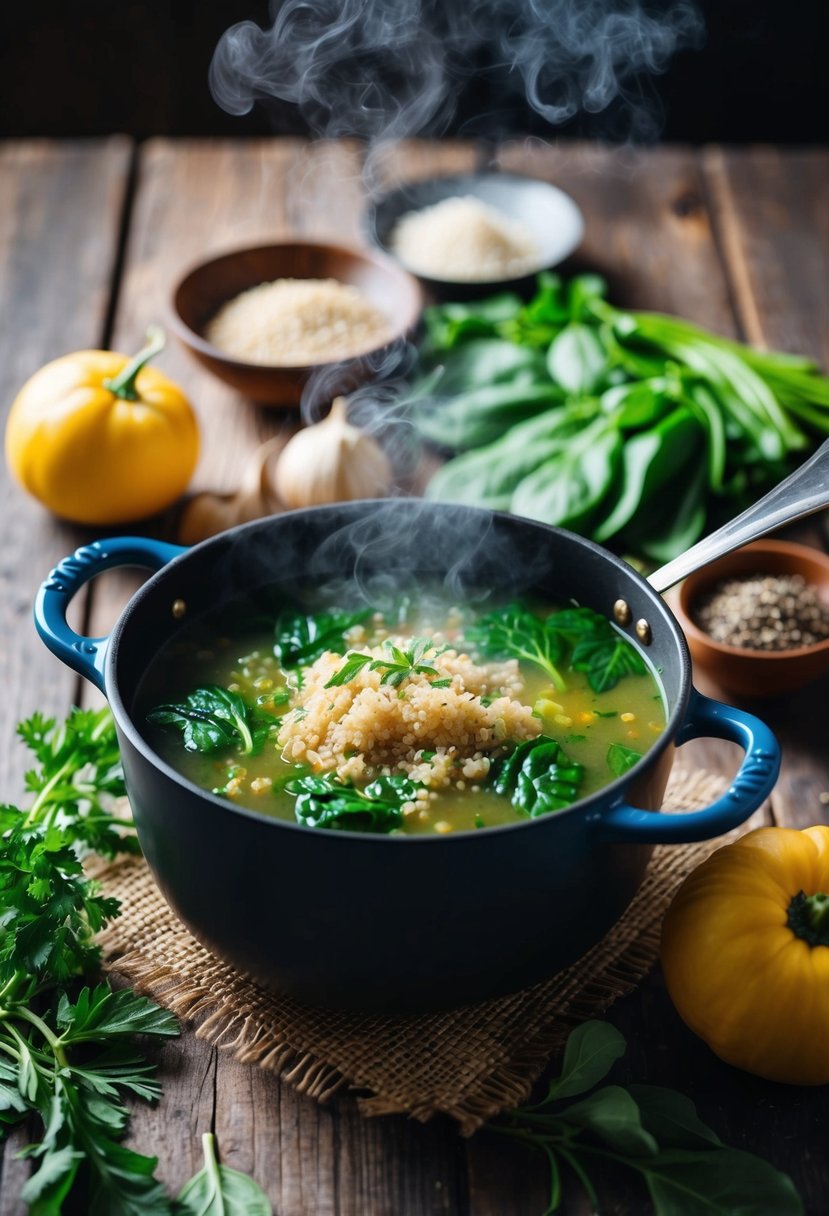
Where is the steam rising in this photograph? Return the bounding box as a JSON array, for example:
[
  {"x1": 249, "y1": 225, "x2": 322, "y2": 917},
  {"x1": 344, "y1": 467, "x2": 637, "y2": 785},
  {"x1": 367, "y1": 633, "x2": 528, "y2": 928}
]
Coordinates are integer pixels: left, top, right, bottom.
[{"x1": 211, "y1": 0, "x2": 704, "y2": 143}]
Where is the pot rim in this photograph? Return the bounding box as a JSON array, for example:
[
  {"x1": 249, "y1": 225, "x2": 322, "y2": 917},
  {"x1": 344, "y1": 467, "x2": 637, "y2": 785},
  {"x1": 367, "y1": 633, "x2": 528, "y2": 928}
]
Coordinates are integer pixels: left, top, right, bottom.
[{"x1": 104, "y1": 502, "x2": 693, "y2": 843}]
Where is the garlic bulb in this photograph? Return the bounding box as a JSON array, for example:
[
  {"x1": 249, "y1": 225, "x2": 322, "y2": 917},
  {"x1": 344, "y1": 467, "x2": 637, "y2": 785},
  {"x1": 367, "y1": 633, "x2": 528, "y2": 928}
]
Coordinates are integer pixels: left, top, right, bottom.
[
  {"x1": 273, "y1": 398, "x2": 392, "y2": 508},
  {"x1": 177, "y1": 435, "x2": 286, "y2": 544}
]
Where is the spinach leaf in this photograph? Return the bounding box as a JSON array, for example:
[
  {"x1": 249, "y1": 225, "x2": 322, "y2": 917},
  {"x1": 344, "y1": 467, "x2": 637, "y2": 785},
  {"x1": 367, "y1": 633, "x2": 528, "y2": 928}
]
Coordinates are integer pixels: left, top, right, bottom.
[
  {"x1": 570, "y1": 622, "x2": 647, "y2": 693},
  {"x1": 492, "y1": 736, "x2": 584, "y2": 817},
  {"x1": 421, "y1": 338, "x2": 548, "y2": 395},
  {"x1": 286, "y1": 772, "x2": 420, "y2": 833},
  {"x1": 510, "y1": 421, "x2": 622, "y2": 532},
  {"x1": 627, "y1": 1085, "x2": 723, "y2": 1150},
  {"x1": 544, "y1": 1020, "x2": 626, "y2": 1101},
  {"x1": 422, "y1": 293, "x2": 523, "y2": 350},
  {"x1": 466, "y1": 604, "x2": 568, "y2": 691},
  {"x1": 607, "y1": 742, "x2": 642, "y2": 777},
  {"x1": 592, "y1": 407, "x2": 705, "y2": 543},
  {"x1": 425, "y1": 407, "x2": 583, "y2": 508},
  {"x1": 148, "y1": 686, "x2": 271, "y2": 755},
  {"x1": 273, "y1": 608, "x2": 370, "y2": 669},
  {"x1": 547, "y1": 322, "x2": 609, "y2": 396},
  {"x1": 177, "y1": 1132, "x2": 272, "y2": 1215},
  {"x1": 416, "y1": 381, "x2": 563, "y2": 451},
  {"x1": 491, "y1": 1020, "x2": 804, "y2": 1216},
  {"x1": 562, "y1": 1085, "x2": 659, "y2": 1156}
]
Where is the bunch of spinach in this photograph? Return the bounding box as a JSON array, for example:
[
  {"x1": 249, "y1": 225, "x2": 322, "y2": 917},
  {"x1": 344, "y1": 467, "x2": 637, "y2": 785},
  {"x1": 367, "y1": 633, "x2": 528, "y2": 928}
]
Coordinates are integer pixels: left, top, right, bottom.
[
  {"x1": 418, "y1": 274, "x2": 829, "y2": 561},
  {"x1": 466, "y1": 602, "x2": 646, "y2": 693},
  {"x1": 492, "y1": 1020, "x2": 803, "y2": 1215},
  {"x1": 0, "y1": 708, "x2": 271, "y2": 1214}
]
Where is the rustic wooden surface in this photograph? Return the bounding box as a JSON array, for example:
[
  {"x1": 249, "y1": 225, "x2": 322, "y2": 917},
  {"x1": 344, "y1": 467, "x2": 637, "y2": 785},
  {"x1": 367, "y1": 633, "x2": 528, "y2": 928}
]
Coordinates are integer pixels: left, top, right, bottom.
[{"x1": 1, "y1": 138, "x2": 828, "y2": 1215}]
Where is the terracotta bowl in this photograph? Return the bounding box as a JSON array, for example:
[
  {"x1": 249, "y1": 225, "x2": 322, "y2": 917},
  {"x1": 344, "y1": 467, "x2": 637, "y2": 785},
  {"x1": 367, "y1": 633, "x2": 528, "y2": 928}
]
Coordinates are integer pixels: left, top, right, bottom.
[
  {"x1": 171, "y1": 241, "x2": 423, "y2": 407},
  {"x1": 673, "y1": 539, "x2": 829, "y2": 698}
]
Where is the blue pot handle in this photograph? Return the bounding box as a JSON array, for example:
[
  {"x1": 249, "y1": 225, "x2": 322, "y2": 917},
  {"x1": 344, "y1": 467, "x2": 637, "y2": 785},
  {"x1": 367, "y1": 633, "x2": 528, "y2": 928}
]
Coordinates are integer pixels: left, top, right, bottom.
[
  {"x1": 596, "y1": 690, "x2": 780, "y2": 843},
  {"x1": 35, "y1": 537, "x2": 187, "y2": 693}
]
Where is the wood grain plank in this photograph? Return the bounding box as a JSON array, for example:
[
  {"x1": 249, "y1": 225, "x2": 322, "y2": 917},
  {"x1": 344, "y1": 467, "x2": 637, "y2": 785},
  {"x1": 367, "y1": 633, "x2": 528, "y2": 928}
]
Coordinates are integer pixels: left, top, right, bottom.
[
  {"x1": 214, "y1": 1063, "x2": 467, "y2": 1216},
  {"x1": 0, "y1": 139, "x2": 132, "y2": 795},
  {"x1": 704, "y1": 146, "x2": 829, "y2": 832},
  {"x1": 122, "y1": 1035, "x2": 217, "y2": 1195},
  {"x1": 0, "y1": 138, "x2": 131, "y2": 1210},
  {"x1": 497, "y1": 141, "x2": 737, "y2": 330}
]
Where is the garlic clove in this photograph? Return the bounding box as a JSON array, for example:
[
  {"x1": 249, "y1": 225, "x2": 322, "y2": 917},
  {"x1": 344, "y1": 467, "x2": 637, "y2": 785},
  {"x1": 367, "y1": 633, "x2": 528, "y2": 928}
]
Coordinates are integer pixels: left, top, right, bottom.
[
  {"x1": 273, "y1": 397, "x2": 392, "y2": 509},
  {"x1": 177, "y1": 435, "x2": 286, "y2": 544}
]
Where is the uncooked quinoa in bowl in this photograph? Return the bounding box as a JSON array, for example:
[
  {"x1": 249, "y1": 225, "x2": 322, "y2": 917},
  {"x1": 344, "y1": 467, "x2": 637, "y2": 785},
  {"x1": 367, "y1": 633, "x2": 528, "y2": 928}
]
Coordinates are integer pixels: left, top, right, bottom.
[{"x1": 171, "y1": 241, "x2": 422, "y2": 406}]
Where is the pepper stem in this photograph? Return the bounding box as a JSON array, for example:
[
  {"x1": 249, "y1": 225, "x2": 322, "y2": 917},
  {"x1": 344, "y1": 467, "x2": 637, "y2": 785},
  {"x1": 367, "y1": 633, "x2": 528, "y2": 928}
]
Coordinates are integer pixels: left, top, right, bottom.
[
  {"x1": 787, "y1": 890, "x2": 829, "y2": 947},
  {"x1": 103, "y1": 326, "x2": 165, "y2": 401}
]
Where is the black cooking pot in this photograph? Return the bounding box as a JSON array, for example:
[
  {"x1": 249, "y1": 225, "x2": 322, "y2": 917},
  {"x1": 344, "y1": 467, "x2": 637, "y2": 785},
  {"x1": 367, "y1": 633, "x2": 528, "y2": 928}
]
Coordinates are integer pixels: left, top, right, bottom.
[{"x1": 35, "y1": 501, "x2": 779, "y2": 1013}]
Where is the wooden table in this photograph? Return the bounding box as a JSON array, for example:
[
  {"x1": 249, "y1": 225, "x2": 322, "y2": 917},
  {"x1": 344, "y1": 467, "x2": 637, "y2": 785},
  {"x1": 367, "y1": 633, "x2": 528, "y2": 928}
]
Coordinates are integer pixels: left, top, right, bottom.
[{"x1": 1, "y1": 138, "x2": 828, "y2": 1215}]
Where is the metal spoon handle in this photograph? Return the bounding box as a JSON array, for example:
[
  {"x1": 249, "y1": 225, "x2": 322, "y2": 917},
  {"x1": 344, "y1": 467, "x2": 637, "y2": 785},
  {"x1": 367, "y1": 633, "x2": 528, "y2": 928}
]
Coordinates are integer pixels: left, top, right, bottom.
[{"x1": 648, "y1": 437, "x2": 829, "y2": 594}]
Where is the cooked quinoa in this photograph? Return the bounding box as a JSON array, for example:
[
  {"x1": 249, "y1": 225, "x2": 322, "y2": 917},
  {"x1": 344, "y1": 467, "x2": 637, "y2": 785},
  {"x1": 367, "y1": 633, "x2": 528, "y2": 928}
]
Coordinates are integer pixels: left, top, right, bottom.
[
  {"x1": 277, "y1": 643, "x2": 540, "y2": 786},
  {"x1": 205, "y1": 277, "x2": 392, "y2": 365}
]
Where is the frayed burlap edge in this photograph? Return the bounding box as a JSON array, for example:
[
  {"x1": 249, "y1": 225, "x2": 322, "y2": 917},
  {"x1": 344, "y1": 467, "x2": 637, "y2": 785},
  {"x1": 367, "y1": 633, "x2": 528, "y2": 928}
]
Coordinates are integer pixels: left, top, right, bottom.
[{"x1": 97, "y1": 766, "x2": 732, "y2": 1135}]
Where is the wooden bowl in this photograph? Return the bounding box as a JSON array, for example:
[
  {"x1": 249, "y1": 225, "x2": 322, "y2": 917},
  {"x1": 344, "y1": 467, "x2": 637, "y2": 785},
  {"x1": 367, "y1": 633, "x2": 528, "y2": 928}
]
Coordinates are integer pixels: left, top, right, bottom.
[
  {"x1": 171, "y1": 242, "x2": 423, "y2": 407},
  {"x1": 673, "y1": 539, "x2": 829, "y2": 698}
]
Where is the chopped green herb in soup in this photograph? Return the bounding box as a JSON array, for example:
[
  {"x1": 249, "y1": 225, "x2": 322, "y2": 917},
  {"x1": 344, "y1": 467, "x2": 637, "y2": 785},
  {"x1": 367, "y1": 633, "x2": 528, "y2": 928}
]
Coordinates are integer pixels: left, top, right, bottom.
[{"x1": 143, "y1": 597, "x2": 665, "y2": 836}]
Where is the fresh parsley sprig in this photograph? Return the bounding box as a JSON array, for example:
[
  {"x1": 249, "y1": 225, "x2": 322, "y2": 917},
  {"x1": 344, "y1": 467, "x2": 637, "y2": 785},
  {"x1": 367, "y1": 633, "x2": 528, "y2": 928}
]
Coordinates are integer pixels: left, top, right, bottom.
[
  {"x1": 491, "y1": 1021, "x2": 803, "y2": 1216},
  {"x1": 325, "y1": 637, "x2": 452, "y2": 690},
  {"x1": 0, "y1": 708, "x2": 272, "y2": 1214}
]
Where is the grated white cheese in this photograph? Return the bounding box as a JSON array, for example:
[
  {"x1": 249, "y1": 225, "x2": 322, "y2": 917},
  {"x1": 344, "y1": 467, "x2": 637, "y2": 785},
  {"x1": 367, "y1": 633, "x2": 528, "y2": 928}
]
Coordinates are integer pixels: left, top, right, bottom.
[{"x1": 390, "y1": 195, "x2": 541, "y2": 282}]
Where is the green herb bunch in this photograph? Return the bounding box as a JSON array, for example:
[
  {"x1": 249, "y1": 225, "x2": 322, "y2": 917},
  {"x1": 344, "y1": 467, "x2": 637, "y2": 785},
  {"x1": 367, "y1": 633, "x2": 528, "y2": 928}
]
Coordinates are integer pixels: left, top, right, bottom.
[
  {"x1": 0, "y1": 708, "x2": 271, "y2": 1214},
  {"x1": 493, "y1": 1021, "x2": 803, "y2": 1215},
  {"x1": 418, "y1": 274, "x2": 829, "y2": 561}
]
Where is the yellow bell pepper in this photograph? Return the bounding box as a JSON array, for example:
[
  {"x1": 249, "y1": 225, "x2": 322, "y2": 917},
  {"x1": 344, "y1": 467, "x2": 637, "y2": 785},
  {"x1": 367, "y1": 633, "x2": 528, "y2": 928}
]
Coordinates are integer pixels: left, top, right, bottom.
[
  {"x1": 661, "y1": 825, "x2": 829, "y2": 1085},
  {"x1": 5, "y1": 327, "x2": 199, "y2": 525}
]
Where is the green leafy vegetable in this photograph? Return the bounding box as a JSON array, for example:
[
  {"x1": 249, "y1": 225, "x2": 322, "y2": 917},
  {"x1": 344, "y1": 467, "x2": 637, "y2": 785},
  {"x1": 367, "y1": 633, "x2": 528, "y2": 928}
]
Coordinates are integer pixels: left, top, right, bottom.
[
  {"x1": 176, "y1": 1133, "x2": 271, "y2": 1215},
  {"x1": 466, "y1": 604, "x2": 568, "y2": 691},
  {"x1": 467, "y1": 602, "x2": 646, "y2": 694},
  {"x1": 286, "y1": 772, "x2": 420, "y2": 832},
  {"x1": 607, "y1": 742, "x2": 643, "y2": 777},
  {"x1": 148, "y1": 686, "x2": 273, "y2": 756},
  {"x1": 420, "y1": 274, "x2": 829, "y2": 561},
  {"x1": 492, "y1": 737, "x2": 584, "y2": 817},
  {"x1": 273, "y1": 608, "x2": 371, "y2": 669},
  {"x1": 325, "y1": 637, "x2": 449, "y2": 690},
  {"x1": 0, "y1": 709, "x2": 270, "y2": 1213},
  {"x1": 490, "y1": 1020, "x2": 804, "y2": 1216}
]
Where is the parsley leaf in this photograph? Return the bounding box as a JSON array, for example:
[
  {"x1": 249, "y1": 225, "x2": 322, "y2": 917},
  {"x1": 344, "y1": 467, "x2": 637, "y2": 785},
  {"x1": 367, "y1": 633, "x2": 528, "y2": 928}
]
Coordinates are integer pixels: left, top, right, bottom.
[
  {"x1": 177, "y1": 1132, "x2": 271, "y2": 1215},
  {"x1": 325, "y1": 637, "x2": 450, "y2": 690}
]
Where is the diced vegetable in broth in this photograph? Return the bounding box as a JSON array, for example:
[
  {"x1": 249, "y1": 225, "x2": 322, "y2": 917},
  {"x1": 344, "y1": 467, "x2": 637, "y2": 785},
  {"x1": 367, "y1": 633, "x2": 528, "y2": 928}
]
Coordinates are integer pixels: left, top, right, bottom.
[{"x1": 142, "y1": 594, "x2": 665, "y2": 836}]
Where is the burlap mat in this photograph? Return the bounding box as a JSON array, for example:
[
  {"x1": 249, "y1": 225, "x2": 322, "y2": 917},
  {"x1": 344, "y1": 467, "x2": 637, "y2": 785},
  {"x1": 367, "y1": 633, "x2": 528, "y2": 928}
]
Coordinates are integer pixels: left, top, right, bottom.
[{"x1": 97, "y1": 766, "x2": 730, "y2": 1134}]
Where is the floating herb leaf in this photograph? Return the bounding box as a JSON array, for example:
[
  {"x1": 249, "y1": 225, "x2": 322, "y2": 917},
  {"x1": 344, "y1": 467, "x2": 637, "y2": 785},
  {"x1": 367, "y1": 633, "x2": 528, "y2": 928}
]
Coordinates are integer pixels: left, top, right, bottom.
[
  {"x1": 466, "y1": 604, "x2": 568, "y2": 691},
  {"x1": 607, "y1": 742, "x2": 642, "y2": 777},
  {"x1": 285, "y1": 772, "x2": 421, "y2": 833},
  {"x1": 148, "y1": 686, "x2": 273, "y2": 756},
  {"x1": 325, "y1": 637, "x2": 449, "y2": 690},
  {"x1": 273, "y1": 608, "x2": 371, "y2": 669},
  {"x1": 492, "y1": 736, "x2": 584, "y2": 817}
]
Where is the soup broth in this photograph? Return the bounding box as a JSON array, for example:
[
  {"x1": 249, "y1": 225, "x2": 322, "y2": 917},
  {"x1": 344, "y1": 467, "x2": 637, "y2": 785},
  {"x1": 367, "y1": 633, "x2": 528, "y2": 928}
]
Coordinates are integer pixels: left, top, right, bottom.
[{"x1": 141, "y1": 594, "x2": 665, "y2": 836}]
